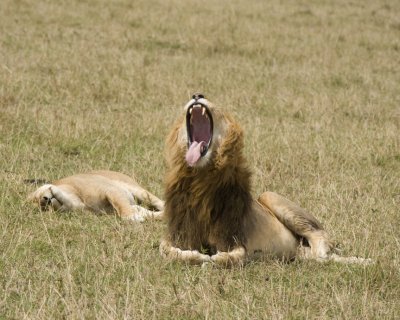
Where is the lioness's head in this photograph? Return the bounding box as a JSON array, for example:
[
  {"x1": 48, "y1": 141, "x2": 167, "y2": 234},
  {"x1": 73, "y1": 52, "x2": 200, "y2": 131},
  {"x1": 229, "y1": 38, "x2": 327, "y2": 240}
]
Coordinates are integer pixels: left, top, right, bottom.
[
  {"x1": 28, "y1": 184, "x2": 62, "y2": 211},
  {"x1": 169, "y1": 93, "x2": 237, "y2": 168}
]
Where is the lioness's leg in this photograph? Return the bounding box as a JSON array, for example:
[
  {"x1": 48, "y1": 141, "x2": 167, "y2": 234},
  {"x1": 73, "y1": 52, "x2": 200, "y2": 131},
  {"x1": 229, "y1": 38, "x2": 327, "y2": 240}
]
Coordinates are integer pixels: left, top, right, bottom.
[
  {"x1": 128, "y1": 185, "x2": 165, "y2": 211},
  {"x1": 50, "y1": 185, "x2": 84, "y2": 211},
  {"x1": 107, "y1": 188, "x2": 162, "y2": 222},
  {"x1": 105, "y1": 190, "x2": 139, "y2": 220},
  {"x1": 160, "y1": 239, "x2": 211, "y2": 264},
  {"x1": 258, "y1": 192, "x2": 333, "y2": 259}
]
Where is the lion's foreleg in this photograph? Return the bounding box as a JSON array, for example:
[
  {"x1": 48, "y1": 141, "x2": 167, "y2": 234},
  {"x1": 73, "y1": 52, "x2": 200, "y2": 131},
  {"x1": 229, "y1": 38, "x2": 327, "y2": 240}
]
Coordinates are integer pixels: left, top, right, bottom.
[
  {"x1": 210, "y1": 246, "x2": 247, "y2": 267},
  {"x1": 258, "y1": 191, "x2": 333, "y2": 259},
  {"x1": 159, "y1": 240, "x2": 211, "y2": 265}
]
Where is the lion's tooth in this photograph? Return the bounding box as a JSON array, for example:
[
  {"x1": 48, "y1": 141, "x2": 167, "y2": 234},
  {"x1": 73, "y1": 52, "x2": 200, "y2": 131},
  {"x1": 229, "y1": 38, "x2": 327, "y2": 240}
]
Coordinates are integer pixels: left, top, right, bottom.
[
  {"x1": 189, "y1": 108, "x2": 193, "y2": 114},
  {"x1": 202, "y1": 107, "x2": 205, "y2": 116}
]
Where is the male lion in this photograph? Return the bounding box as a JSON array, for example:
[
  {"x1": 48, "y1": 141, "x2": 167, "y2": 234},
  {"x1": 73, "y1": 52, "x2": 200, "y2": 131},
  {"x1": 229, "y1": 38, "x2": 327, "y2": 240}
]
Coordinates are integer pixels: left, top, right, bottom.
[
  {"x1": 160, "y1": 94, "x2": 371, "y2": 266},
  {"x1": 28, "y1": 170, "x2": 164, "y2": 222}
]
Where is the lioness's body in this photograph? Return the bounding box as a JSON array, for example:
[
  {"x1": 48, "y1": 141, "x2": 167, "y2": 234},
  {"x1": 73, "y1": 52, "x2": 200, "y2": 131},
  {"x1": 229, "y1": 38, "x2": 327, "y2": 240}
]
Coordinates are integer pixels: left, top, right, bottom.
[
  {"x1": 29, "y1": 170, "x2": 164, "y2": 222},
  {"x1": 160, "y1": 96, "x2": 370, "y2": 266}
]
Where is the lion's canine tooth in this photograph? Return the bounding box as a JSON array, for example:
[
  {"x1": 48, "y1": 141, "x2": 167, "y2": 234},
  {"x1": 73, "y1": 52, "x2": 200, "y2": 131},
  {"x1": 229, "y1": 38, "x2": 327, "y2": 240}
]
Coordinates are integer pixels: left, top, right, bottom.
[
  {"x1": 189, "y1": 108, "x2": 193, "y2": 114},
  {"x1": 202, "y1": 107, "x2": 206, "y2": 116}
]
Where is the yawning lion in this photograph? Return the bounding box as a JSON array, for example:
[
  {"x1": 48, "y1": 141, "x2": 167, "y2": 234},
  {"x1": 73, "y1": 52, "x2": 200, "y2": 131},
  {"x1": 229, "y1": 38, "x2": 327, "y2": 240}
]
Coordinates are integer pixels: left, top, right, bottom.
[{"x1": 160, "y1": 94, "x2": 371, "y2": 266}]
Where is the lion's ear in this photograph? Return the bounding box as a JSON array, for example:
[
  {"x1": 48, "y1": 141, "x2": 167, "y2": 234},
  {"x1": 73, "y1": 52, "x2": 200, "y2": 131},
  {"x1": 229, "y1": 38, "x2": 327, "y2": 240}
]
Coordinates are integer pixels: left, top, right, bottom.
[{"x1": 215, "y1": 121, "x2": 244, "y2": 168}]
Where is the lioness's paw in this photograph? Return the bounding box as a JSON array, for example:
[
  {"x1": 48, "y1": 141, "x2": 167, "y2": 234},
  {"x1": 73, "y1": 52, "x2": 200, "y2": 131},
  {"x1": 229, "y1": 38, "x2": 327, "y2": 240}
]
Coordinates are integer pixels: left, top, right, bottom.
[
  {"x1": 124, "y1": 214, "x2": 145, "y2": 223},
  {"x1": 151, "y1": 210, "x2": 164, "y2": 220},
  {"x1": 131, "y1": 205, "x2": 163, "y2": 222},
  {"x1": 32, "y1": 184, "x2": 54, "y2": 210}
]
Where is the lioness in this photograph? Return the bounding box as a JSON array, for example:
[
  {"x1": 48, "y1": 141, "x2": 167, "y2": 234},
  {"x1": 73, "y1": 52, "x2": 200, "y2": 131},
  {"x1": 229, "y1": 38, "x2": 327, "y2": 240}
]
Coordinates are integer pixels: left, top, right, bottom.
[
  {"x1": 160, "y1": 94, "x2": 371, "y2": 266},
  {"x1": 28, "y1": 170, "x2": 164, "y2": 222}
]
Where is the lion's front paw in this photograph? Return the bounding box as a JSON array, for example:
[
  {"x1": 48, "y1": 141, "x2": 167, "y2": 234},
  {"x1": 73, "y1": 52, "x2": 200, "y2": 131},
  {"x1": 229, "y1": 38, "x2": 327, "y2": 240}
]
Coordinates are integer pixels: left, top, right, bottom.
[
  {"x1": 211, "y1": 247, "x2": 246, "y2": 267},
  {"x1": 160, "y1": 240, "x2": 211, "y2": 264},
  {"x1": 211, "y1": 251, "x2": 230, "y2": 264}
]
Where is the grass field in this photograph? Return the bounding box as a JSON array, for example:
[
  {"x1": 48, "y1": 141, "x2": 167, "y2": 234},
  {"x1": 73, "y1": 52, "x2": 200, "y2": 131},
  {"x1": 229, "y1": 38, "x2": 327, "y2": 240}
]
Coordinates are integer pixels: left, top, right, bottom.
[{"x1": 1, "y1": 0, "x2": 399, "y2": 318}]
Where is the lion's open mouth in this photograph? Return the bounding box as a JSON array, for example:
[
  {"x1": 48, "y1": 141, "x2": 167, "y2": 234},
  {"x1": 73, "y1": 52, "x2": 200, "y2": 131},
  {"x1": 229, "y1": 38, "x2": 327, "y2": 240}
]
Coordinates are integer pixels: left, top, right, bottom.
[{"x1": 185, "y1": 102, "x2": 213, "y2": 166}]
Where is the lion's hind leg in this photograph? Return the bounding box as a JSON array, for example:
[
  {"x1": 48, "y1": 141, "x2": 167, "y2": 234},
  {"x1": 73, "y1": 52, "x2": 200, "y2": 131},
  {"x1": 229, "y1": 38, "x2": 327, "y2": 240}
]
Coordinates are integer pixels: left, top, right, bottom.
[{"x1": 257, "y1": 192, "x2": 334, "y2": 260}]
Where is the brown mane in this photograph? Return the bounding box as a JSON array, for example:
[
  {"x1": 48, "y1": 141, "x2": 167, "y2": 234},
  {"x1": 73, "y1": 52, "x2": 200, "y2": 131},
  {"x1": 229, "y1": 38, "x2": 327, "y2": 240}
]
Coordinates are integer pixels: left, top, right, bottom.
[{"x1": 164, "y1": 113, "x2": 253, "y2": 254}]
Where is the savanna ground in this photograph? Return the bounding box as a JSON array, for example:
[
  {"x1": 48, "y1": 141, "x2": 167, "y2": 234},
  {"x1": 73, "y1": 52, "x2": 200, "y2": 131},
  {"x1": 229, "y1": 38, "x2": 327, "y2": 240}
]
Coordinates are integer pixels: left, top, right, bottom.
[{"x1": 1, "y1": 0, "x2": 399, "y2": 318}]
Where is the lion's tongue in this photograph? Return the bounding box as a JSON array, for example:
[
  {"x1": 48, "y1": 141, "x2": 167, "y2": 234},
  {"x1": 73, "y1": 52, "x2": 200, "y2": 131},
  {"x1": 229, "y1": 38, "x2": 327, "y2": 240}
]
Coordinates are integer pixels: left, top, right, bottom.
[{"x1": 186, "y1": 141, "x2": 205, "y2": 166}]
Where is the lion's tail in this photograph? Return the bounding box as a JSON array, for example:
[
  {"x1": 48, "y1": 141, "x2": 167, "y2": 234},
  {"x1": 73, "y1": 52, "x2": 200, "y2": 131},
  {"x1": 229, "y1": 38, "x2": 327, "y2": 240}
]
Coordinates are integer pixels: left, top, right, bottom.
[{"x1": 325, "y1": 253, "x2": 374, "y2": 265}]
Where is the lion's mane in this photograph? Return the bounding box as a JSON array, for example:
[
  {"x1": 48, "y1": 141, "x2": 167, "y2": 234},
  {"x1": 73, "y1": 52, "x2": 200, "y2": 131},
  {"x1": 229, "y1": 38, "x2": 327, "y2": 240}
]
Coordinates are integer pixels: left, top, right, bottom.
[{"x1": 164, "y1": 112, "x2": 253, "y2": 254}]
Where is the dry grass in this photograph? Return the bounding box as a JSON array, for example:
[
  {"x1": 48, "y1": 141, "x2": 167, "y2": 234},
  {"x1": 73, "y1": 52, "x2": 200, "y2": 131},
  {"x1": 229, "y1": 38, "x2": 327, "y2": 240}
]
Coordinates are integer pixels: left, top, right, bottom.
[{"x1": 1, "y1": 0, "x2": 399, "y2": 318}]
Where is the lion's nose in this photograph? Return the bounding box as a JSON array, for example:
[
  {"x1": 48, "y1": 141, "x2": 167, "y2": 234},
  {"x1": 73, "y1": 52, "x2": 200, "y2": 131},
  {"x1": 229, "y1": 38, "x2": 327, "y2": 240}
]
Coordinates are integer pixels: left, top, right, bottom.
[{"x1": 192, "y1": 93, "x2": 205, "y2": 100}]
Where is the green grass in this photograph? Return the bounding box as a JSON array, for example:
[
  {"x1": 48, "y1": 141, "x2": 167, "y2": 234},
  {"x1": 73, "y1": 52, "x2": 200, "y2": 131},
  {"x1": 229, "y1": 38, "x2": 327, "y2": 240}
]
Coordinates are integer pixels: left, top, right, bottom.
[{"x1": 1, "y1": 0, "x2": 399, "y2": 318}]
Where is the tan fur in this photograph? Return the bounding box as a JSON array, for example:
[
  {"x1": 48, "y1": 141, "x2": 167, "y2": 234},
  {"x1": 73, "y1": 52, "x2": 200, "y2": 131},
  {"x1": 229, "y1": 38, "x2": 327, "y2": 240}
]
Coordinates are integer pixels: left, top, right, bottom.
[
  {"x1": 161, "y1": 98, "x2": 372, "y2": 266},
  {"x1": 28, "y1": 170, "x2": 164, "y2": 222}
]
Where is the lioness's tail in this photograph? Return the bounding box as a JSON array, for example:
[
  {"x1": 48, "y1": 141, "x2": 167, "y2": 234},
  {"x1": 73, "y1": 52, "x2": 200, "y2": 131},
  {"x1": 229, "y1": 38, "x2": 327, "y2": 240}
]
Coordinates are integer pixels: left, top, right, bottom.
[{"x1": 24, "y1": 178, "x2": 49, "y2": 185}]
